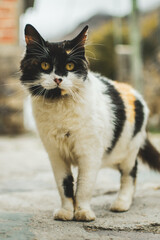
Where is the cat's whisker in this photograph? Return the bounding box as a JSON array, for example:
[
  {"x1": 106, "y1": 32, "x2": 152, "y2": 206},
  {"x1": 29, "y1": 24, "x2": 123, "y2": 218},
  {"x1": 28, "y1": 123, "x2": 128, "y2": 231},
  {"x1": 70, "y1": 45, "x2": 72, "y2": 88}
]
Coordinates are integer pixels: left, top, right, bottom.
[
  {"x1": 69, "y1": 49, "x2": 96, "y2": 59},
  {"x1": 86, "y1": 50, "x2": 97, "y2": 58},
  {"x1": 69, "y1": 54, "x2": 86, "y2": 60},
  {"x1": 23, "y1": 81, "x2": 41, "y2": 87},
  {"x1": 9, "y1": 70, "x2": 21, "y2": 78},
  {"x1": 28, "y1": 47, "x2": 46, "y2": 56},
  {"x1": 68, "y1": 50, "x2": 87, "y2": 60},
  {"x1": 71, "y1": 90, "x2": 80, "y2": 103},
  {"x1": 87, "y1": 56, "x2": 99, "y2": 61},
  {"x1": 26, "y1": 52, "x2": 46, "y2": 58},
  {"x1": 69, "y1": 56, "x2": 88, "y2": 66},
  {"x1": 70, "y1": 52, "x2": 98, "y2": 61},
  {"x1": 32, "y1": 86, "x2": 45, "y2": 97},
  {"x1": 85, "y1": 43, "x2": 104, "y2": 48},
  {"x1": 31, "y1": 39, "x2": 49, "y2": 56},
  {"x1": 28, "y1": 48, "x2": 44, "y2": 54},
  {"x1": 67, "y1": 41, "x2": 82, "y2": 56},
  {"x1": 27, "y1": 51, "x2": 43, "y2": 56},
  {"x1": 31, "y1": 89, "x2": 43, "y2": 103},
  {"x1": 67, "y1": 36, "x2": 88, "y2": 56},
  {"x1": 84, "y1": 40, "x2": 105, "y2": 48},
  {"x1": 65, "y1": 82, "x2": 85, "y2": 103},
  {"x1": 26, "y1": 85, "x2": 45, "y2": 103},
  {"x1": 0, "y1": 82, "x2": 21, "y2": 87},
  {"x1": 70, "y1": 38, "x2": 92, "y2": 54},
  {"x1": 69, "y1": 44, "x2": 85, "y2": 56},
  {"x1": 26, "y1": 43, "x2": 50, "y2": 58},
  {"x1": 67, "y1": 88, "x2": 75, "y2": 101},
  {"x1": 73, "y1": 89, "x2": 84, "y2": 103},
  {"x1": 68, "y1": 51, "x2": 83, "y2": 58}
]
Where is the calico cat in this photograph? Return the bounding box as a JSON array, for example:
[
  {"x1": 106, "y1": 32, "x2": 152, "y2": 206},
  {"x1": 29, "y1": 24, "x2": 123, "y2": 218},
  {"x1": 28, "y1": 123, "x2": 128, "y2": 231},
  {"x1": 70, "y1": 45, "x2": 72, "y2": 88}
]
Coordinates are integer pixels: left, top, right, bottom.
[{"x1": 20, "y1": 24, "x2": 160, "y2": 222}]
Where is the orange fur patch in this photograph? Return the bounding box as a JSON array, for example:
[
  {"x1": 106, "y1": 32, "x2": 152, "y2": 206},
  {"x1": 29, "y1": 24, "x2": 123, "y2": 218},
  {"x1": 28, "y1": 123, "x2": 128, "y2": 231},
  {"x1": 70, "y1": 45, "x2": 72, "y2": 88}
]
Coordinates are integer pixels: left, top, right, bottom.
[
  {"x1": 61, "y1": 89, "x2": 68, "y2": 96},
  {"x1": 114, "y1": 82, "x2": 136, "y2": 123},
  {"x1": 66, "y1": 49, "x2": 72, "y2": 54},
  {"x1": 25, "y1": 35, "x2": 34, "y2": 44}
]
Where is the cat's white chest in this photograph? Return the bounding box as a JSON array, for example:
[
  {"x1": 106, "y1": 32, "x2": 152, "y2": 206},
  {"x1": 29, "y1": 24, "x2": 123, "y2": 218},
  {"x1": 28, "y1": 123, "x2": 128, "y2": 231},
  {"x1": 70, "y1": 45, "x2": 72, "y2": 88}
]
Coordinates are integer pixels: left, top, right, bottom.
[{"x1": 31, "y1": 97, "x2": 84, "y2": 164}]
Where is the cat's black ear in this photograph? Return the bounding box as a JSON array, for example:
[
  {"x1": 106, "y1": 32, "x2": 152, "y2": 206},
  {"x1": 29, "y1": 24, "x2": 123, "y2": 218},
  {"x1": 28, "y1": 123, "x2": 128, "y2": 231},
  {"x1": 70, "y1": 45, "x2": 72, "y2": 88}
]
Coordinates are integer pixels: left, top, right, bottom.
[
  {"x1": 25, "y1": 24, "x2": 45, "y2": 46},
  {"x1": 71, "y1": 25, "x2": 88, "y2": 47}
]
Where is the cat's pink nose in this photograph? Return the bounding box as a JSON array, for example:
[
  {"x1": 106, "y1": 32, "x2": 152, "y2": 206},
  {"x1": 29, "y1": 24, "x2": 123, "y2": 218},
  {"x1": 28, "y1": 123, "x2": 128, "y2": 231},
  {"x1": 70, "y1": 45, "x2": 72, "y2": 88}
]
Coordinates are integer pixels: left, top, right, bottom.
[{"x1": 54, "y1": 78, "x2": 62, "y2": 85}]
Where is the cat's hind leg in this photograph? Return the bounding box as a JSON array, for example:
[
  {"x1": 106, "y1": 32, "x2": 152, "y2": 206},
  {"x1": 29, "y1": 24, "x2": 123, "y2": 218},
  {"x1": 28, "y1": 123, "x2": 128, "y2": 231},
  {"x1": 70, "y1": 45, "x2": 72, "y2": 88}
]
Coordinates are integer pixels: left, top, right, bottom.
[{"x1": 110, "y1": 154, "x2": 138, "y2": 212}]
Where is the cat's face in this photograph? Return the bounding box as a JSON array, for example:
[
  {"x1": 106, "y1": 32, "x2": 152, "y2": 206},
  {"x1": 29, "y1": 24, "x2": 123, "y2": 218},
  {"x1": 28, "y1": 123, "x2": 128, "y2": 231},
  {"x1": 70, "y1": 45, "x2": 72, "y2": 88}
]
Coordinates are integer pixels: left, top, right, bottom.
[{"x1": 20, "y1": 24, "x2": 88, "y2": 100}]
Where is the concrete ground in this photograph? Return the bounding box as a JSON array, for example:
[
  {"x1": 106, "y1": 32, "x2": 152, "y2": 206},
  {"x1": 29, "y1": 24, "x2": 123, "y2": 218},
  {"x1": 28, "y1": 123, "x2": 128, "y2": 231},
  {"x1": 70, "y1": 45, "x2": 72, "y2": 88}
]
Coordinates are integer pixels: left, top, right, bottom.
[{"x1": 0, "y1": 133, "x2": 160, "y2": 240}]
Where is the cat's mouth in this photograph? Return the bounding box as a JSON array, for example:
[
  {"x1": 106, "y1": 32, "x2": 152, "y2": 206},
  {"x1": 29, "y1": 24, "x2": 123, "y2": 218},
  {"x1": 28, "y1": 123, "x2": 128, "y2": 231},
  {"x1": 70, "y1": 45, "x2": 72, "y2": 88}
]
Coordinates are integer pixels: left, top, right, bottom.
[
  {"x1": 43, "y1": 85, "x2": 68, "y2": 96},
  {"x1": 51, "y1": 86, "x2": 68, "y2": 96},
  {"x1": 54, "y1": 86, "x2": 68, "y2": 96},
  {"x1": 54, "y1": 80, "x2": 68, "y2": 96}
]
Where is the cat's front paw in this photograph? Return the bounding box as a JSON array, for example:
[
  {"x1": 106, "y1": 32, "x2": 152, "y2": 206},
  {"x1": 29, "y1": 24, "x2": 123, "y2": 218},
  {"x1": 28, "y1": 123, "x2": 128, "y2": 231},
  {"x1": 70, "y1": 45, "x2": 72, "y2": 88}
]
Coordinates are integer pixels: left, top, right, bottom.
[
  {"x1": 54, "y1": 208, "x2": 74, "y2": 221},
  {"x1": 74, "y1": 209, "x2": 96, "y2": 221},
  {"x1": 110, "y1": 199, "x2": 132, "y2": 212}
]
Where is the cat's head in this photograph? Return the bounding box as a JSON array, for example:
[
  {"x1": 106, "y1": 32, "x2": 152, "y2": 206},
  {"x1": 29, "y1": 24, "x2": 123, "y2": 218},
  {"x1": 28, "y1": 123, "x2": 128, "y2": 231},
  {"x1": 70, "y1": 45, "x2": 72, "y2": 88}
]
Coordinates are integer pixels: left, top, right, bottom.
[{"x1": 20, "y1": 24, "x2": 89, "y2": 100}]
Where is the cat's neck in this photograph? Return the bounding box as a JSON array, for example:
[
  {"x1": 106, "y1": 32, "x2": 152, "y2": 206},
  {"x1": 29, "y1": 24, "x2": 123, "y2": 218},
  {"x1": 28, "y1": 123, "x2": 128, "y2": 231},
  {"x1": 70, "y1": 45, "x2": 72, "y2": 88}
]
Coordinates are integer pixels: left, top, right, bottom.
[{"x1": 31, "y1": 86, "x2": 86, "y2": 111}]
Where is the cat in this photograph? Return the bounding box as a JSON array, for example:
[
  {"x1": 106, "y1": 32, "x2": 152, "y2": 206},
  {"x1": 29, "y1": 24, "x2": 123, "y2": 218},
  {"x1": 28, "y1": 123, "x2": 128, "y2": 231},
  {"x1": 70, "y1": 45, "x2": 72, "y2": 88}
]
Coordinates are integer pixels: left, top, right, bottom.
[{"x1": 20, "y1": 24, "x2": 160, "y2": 222}]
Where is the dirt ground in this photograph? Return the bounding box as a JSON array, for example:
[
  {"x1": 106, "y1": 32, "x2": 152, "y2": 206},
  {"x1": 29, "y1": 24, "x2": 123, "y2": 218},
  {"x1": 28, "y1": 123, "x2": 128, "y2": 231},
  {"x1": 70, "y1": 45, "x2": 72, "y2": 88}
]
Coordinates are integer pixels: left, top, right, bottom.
[{"x1": 0, "y1": 133, "x2": 160, "y2": 240}]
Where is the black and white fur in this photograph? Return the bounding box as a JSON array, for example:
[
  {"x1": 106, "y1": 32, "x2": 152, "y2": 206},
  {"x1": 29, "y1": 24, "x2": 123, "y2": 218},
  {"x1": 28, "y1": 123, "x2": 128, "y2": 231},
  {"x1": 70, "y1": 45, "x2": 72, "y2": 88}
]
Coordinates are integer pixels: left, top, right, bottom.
[{"x1": 20, "y1": 24, "x2": 160, "y2": 221}]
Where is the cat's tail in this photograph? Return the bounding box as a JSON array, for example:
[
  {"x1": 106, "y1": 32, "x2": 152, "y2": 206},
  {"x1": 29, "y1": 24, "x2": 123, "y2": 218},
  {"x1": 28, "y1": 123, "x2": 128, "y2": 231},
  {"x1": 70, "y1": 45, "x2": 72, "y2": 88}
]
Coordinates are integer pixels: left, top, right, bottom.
[{"x1": 138, "y1": 138, "x2": 160, "y2": 172}]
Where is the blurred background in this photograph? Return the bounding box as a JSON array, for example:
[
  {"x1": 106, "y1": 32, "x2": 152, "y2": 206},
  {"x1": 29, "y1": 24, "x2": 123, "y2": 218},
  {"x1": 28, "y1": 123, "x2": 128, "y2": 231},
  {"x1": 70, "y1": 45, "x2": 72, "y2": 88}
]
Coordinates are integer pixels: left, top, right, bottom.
[
  {"x1": 1, "y1": 3, "x2": 160, "y2": 237},
  {"x1": 0, "y1": 0, "x2": 160, "y2": 135}
]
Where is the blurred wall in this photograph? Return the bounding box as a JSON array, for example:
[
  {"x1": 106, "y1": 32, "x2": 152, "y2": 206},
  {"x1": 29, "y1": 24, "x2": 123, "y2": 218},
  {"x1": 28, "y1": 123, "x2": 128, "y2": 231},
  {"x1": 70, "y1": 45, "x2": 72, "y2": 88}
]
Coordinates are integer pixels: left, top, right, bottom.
[
  {"x1": 0, "y1": 0, "x2": 34, "y2": 134},
  {"x1": 0, "y1": 0, "x2": 22, "y2": 45}
]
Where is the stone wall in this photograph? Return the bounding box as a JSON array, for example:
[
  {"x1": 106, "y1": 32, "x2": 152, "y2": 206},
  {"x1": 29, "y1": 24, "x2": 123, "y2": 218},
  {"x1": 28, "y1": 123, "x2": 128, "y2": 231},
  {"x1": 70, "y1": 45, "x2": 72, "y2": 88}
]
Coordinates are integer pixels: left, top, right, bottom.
[
  {"x1": 0, "y1": 0, "x2": 22, "y2": 45},
  {"x1": 0, "y1": 0, "x2": 27, "y2": 134},
  {"x1": 0, "y1": 46, "x2": 25, "y2": 134}
]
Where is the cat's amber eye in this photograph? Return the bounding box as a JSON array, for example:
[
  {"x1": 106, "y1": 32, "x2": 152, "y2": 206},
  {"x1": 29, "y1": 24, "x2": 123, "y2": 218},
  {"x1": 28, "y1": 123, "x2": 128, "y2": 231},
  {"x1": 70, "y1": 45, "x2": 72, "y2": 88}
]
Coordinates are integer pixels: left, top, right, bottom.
[
  {"x1": 41, "y1": 62, "x2": 50, "y2": 71},
  {"x1": 66, "y1": 62, "x2": 75, "y2": 71}
]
